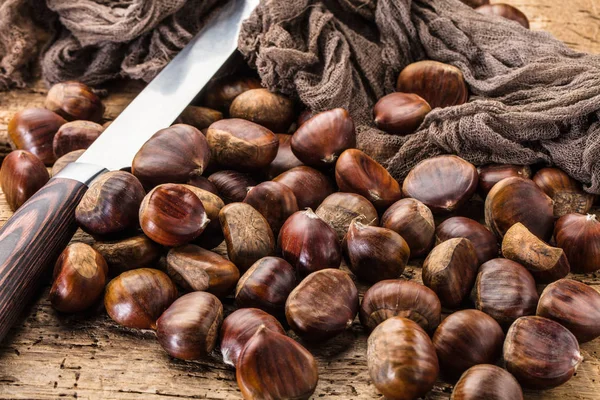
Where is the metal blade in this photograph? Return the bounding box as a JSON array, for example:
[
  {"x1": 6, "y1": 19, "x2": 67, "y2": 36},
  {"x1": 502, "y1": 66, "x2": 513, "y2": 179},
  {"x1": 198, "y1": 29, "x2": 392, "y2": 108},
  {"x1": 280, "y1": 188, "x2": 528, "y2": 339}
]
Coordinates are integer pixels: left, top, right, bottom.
[{"x1": 76, "y1": 0, "x2": 259, "y2": 172}]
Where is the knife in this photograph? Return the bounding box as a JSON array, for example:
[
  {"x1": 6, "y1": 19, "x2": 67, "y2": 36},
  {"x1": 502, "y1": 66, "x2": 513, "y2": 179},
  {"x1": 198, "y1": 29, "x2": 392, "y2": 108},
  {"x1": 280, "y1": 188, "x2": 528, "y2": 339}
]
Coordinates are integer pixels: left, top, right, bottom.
[{"x1": 0, "y1": 0, "x2": 260, "y2": 342}]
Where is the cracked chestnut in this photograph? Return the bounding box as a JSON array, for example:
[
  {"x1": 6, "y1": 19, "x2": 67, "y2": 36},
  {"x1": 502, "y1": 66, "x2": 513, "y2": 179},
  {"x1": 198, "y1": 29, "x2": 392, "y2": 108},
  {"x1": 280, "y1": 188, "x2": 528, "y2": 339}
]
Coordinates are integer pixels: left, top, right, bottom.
[
  {"x1": 0, "y1": 150, "x2": 49, "y2": 211},
  {"x1": 380, "y1": 198, "x2": 435, "y2": 257},
  {"x1": 273, "y1": 166, "x2": 334, "y2": 210},
  {"x1": 316, "y1": 192, "x2": 379, "y2": 241},
  {"x1": 533, "y1": 167, "x2": 594, "y2": 217},
  {"x1": 45, "y1": 81, "x2": 104, "y2": 122}
]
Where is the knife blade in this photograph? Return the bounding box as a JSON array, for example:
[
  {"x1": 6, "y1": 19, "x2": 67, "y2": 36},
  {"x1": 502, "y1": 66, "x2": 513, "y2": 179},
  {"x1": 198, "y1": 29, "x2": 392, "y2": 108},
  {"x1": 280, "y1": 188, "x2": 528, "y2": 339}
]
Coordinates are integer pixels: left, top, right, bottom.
[{"x1": 0, "y1": 0, "x2": 259, "y2": 342}]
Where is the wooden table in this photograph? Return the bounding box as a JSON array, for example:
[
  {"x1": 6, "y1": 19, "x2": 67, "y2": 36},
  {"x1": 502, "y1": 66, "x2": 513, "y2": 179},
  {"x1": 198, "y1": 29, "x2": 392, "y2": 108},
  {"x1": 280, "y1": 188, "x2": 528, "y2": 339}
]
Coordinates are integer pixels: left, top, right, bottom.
[{"x1": 1, "y1": 1, "x2": 600, "y2": 399}]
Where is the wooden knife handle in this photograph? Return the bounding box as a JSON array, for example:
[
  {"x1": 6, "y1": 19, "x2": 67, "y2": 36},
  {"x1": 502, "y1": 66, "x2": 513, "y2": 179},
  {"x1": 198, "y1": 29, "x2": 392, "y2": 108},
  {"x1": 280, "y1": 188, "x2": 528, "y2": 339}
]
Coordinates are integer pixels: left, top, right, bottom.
[{"x1": 0, "y1": 177, "x2": 87, "y2": 342}]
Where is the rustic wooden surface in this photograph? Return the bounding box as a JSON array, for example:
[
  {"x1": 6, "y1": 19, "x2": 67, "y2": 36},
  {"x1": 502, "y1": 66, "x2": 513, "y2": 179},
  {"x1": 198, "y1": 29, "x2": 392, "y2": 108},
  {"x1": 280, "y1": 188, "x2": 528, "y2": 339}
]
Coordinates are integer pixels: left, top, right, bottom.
[{"x1": 1, "y1": 1, "x2": 600, "y2": 399}]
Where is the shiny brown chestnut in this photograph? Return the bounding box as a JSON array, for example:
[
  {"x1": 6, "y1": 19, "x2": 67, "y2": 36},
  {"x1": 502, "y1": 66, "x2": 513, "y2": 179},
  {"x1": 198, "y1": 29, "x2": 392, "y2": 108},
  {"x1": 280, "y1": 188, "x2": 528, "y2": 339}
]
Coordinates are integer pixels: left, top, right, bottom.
[
  {"x1": 243, "y1": 181, "x2": 299, "y2": 235},
  {"x1": 433, "y1": 309, "x2": 505, "y2": 378},
  {"x1": 422, "y1": 238, "x2": 479, "y2": 308},
  {"x1": 472, "y1": 258, "x2": 538, "y2": 329},
  {"x1": 186, "y1": 175, "x2": 219, "y2": 195},
  {"x1": 219, "y1": 308, "x2": 286, "y2": 367},
  {"x1": 402, "y1": 155, "x2": 478, "y2": 214},
  {"x1": 278, "y1": 209, "x2": 342, "y2": 277},
  {"x1": 373, "y1": 92, "x2": 431, "y2": 135},
  {"x1": 533, "y1": 168, "x2": 594, "y2": 217},
  {"x1": 343, "y1": 219, "x2": 410, "y2": 283},
  {"x1": 183, "y1": 184, "x2": 226, "y2": 250},
  {"x1": 285, "y1": 268, "x2": 358, "y2": 340},
  {"x1": 485, "y1": 177, "x2": 554, "y2": 241},
  {"x1": 273, "y1": 166, "x2": 334, "y2": 210},
  {"x1": 52, "y1": 120, "x2": 103, "y2": 158},
  {"x1": 51, "y1": 149, "x2": 85, "y2": 176},
  {"x1": 290, "y1": 108, "x2": 356, "y2": 167},
  {"x1": 0, "y1": 150, "x2": 49, "y2": 211},
  {"x1": 8, "y1": 108, "x2": 67, "y2": 165},
  {"x1": 156, "y1": 291, "x2": 223, "y2": 360},
  {"x1": 451, "y1": 364, "x2": 523, "y2": 400},
  {"x1": 436, "y1": 216, "x2": 498, "y2": 265},
  {"x1": 201, "y1": 75, "x2": 262, "y2": 112},
  {"x1": 380, "y1": 198, "x2": 435, "y2": 257},
  {"x1": 504, "y1": 316, "x2": 582, "y2": 389},
  {"x1": 396, "y1": 61, "x2": 468, "y2": 109},
  {"x1": 93, "y1": 235, "x2": 161, "y2": 275},
  {"x1": 220, "y1": 202, "x2": 275, "y2": 272},
  {"x1": 236, "y1": 326, "x2": 318, "y2": 400},
  {"x1": 49, "y1": 243, "x2": 108, "y2": 313},
  {"x1": 502, "y1": 223, "x2": 570, "y2": 283},
  {"x1": 316, "y1": 192, "x2": 379, "y2": 241},
  {"x1": 360, "y1": 280, "x2": 441, "y2": 333},
  {"x1": 45, "y1": 81, "x2": 104, "y2": 122},
  {"x1": 368, "y1": 317, "x2": 439, "y2": 400},
  {"x1": 476, "y1": 4, "x2": 530, "y2": 29},
  {"x1": 75, "y1": 171, "x2": 145, "y2": 236},
  {"x1": 176, "y1": 106, "x2": 223, "y2": 130},
  {"x1": 335, "y1": 149, "x2": 402, "y2": 211},
  {"x1": 235, "y1": 257, "x2": 296, "y2": 315},
  {"x1": 477, "y1": 164, "x2": 531, "y2": 195},
  {"x1": 132, "y1": 124, "x2": 211, "y2": 188},
  {"x1": 554, "y1": 213, "x2": 600, "y2": 273},
  {"x1": 229, "y1": 88, "x2": 295, "y2": 133},
  {"x1": 459, "y1": 0, "x2": 489, "y2": 7},
  {"x1": 265, "y1": 134, "x2": 305, "y2": 179},
  {"x1": 537, "y1": 279, "x2": 600, "y2": 343},
  {"x1": 207, "y1": 170, "x2": 256, "y2": 204},
  {"x1": 104, "y1": 268, "x2": 178, "y2": 329},
  {"x1": 139, "y1": 183, "x2": 209, "y2": 247}
]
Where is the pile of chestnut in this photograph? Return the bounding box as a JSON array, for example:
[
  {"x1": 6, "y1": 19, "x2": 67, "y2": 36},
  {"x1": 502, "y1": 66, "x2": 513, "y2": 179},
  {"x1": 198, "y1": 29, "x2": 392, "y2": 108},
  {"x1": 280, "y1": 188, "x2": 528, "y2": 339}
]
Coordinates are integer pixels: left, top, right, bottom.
[{"x1": 2, "y1": 55, "x2": 600, "y2": 399}]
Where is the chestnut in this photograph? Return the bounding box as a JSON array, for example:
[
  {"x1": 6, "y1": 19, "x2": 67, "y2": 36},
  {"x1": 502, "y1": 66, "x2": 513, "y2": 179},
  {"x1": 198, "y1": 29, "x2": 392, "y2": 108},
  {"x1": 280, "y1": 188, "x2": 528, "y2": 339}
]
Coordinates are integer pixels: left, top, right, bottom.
[
  {"x1": 176, "y1": 105, "x2": 223, "y2": 130},
  {"x1": 229, "y1": 88, "x2": 295, "y2": 133},
  {"x1": 201, "y1": 75, "x2": 262, "y2": 112},
  {"x1": 433, "y1": 309, "x2": 504, "y2": 378},
  {"x1": 207, "y1": 118, "x2": 278, "y2": 170},
  {"x1": 533, "y1": 167, "x2": 594, "y2": 217},
  {"x1": 435, "y1": 216, "x2": 498, "y2": 265},
  {"x1": 8, "y1": 108, "x2": 67, "y2": 165},
  {"x1": 184, "y1": 184, "x2": 226, "y2": 250},
  {"x1": 504, "y1": 316, "x2": 582, "y2": 389},
  {"x1": 0, "y1": 150, "x2": 49, "y2": 211},
  {"x1": 208, "y1": 170, "x2": 256, "y2": 204},
  {"x1": 451, "y1": 364, "x2": 523, "y2": 400},
  {"x1": 278, "y1": 209, "x2": 341, "y2": 277},
  {"x1": 186, "y1": 175, "x2": 219, "y2": 195},
  {"x1": 51, "y1": 149, "x2": 85, "y2": 176},
  {"x1": 285, "y1": 268, "x2": 358, "y2": 340},
  {"x1": 315, "y1": 192, "x2": 379, "y2": 241},
  {"x1": 139, "y1": 183, "x2": 209, "y2": 247},
  {"x1": 477, "y1": 164, "x2": 531, "y2": 195},
  {"x1": 360, "y1": 280, "x2": 441, "y2": 333},
  {"x1": 45, "y1": 81, "x2": 104, "y2": 122},
  {"x1": 502, "y1": 223, "x2": 570, "y2": 283},
  {"x1": 554, "y1": 213, "x2": 600, "y2": 273},
  {"x1": 155, "y1": 291, "x2": 223, "y2": 360},
  {"x1": 335, "y1": 149, "x2": 402, "y2": 210},
  {"x1": 104, "y1": 268, "x2": 178, "y2": 329},
  {"x1": 93, "y1": 235, "x2": 161, "y2": 275},
  {"x1": 422, "y1": 238, "x2": 479, "y2": 308},
  {"x1": 132, "y1": 124, "x2": 211, "y2": 188},
  {"x1": 373, "y1": 92, "x2": 431, "y2": 135},
  {"x1": 75, "y1": 171, "x2": 145, "y2": 236},
  {"x1": 273, "y1": 166, "x2": 334, "y2": 209},
  {"x1": 243, "y1": 181, "x2": 298, "y2": 235},
  {"x1": 219, "y1": 308, "x2": 285, "y2": 367},
  {"x1": 476, "y1": 4, "x2": 530, "y2": 29},
  {"x1": 402, "y1": 155, "x2": 478, "y2": 214},
  {"x1": 236, "y1": 326, "x2": 318, "y2": 399},
  {"x1": 537, "y1": 279, "x2": 600, "y2": 343},
  {"x1": 396, "y1": 61, "x2": 468, "y2": 109},
  {"x1": 459, "y1": 0, "x2": 489, "y2": 7},
  {"x1": 290, "y1": 108, "x2": 356, "y2": 167},
  {"x1": 52, "y1": 120, "x2": 103, "y2": 158},
  {"x1": 343, "y1": 219, "x2": 410, "y2": 283},
  {"x1": 297, "y1": 110, "x2": 313, "y2": 127},
  {"x1": 367, "y1": 317, "x2": 439, "y2": 400},
  {"x1": 265, "y1": 133, "x2": 304, "y2": 179},
  {"x1": 49, "y1": 243, "x2": 108, "y2": 313},
  {"x1": 485, "y1": 176, "x2": 554, "y2": 241},
  {"x1": 220, "y1": 202, "x2": 275, "y2": 272},
  {"x1": 235, "y1": 256, "x2": 296, "y2": 315},
  {"x1": 380, "y1": 198, "x2": 435, "y2": 257},
  {"x1": 472, "y1": 258, "x2": 538, "y2": 329}
]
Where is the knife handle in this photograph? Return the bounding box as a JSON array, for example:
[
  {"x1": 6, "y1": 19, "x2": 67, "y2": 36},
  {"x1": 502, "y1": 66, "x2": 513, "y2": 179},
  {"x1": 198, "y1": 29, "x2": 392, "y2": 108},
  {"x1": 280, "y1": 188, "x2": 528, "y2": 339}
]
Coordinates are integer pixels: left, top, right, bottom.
[{"x1": 0, "y1": 177, "x2": 87, "y2": 342}]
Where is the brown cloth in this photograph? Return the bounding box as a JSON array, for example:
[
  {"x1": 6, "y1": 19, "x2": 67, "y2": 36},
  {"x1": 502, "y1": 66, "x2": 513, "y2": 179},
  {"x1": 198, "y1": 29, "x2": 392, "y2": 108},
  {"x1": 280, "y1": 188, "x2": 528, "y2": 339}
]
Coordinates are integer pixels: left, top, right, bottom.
[{"x1": 2, "y1": 0, "x2": 600, "y2": 193}]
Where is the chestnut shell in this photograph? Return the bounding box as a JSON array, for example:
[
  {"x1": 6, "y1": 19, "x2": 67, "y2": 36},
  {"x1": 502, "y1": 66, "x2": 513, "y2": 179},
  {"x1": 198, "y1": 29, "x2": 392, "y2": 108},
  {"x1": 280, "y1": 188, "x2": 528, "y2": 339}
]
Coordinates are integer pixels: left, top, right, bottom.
[{"x1": 315, "y1": 192, "x2": 379, "y2": 242}]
